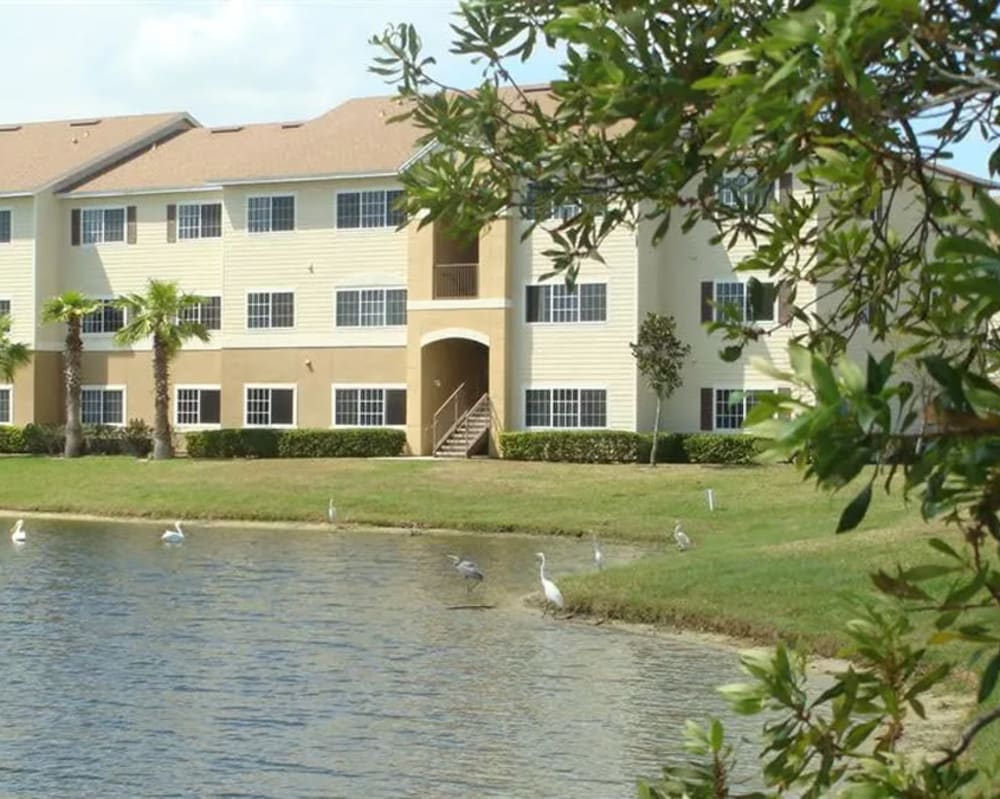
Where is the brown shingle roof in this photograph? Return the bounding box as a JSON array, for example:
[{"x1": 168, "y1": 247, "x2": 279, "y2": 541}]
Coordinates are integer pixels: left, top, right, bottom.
[
  {"x1": 68, "y1": 96, "x2": 426, "y2": 194},
  {"x1": 0, "y1": 112, "x2": 195, "y2": 194}
]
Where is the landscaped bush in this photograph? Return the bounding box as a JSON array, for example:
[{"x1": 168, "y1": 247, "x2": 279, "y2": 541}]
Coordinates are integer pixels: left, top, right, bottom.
[
  {"x1": 21, "y1": 423, "x2": 64, "y2": 455},
  {"x1": 0, "y1": 425, "x2": 25, "y2": 453},
  {"x1": 637, "y1": 432, "x2": 690, "y2": 464},
  {"x1": 682, "y1": 433, "x2": 762, "y2": 464},
  {"x1": 277, "y1": 428, "x2": 406, "y2": 458},
  {"x1": 185, "y1": 428, "x2": 406, "y2": 459},
  {"x1": 500, "y1": 430, "x2": 643, "y2": 463}
]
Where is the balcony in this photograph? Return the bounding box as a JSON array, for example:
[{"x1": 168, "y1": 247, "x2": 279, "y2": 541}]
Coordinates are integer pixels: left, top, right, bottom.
[{"x1": 433, "y1": 262, "x2": 479, "y2": 299}]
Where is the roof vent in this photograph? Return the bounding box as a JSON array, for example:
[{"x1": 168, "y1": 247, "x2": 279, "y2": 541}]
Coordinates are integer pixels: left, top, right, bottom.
[
  {"x1": 210, "y1": 125, "x2": 244, "y2": 134},
  {"x1": 69, "y1": 119, "x2": 101, "y2": 127},
  {"x1": 0, "y1": 125, "x2": 22, "y2": 133},
  {"x1": 281, "y1": 122, "x2": 304, "y2": 129}
]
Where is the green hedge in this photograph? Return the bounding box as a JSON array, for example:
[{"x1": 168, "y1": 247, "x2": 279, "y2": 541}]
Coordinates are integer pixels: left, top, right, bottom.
[
  {"x1": 185, "y1": 428, "x2": 407, "y2": 459},
  {"x1": 0, "y1": 421, "x2": 153, "y2": 457},
  {"x1": 501, "y1": 430, "x2": 764, "y2": 465}
]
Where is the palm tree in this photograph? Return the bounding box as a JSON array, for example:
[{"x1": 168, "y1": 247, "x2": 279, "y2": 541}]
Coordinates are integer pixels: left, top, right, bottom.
[
  {"x1": 0, "y1": 313, "x2": 31, "y2": 384},
  {"x1": 42, "y1": 292, "x2": 101, "y2": 458},
  {"x1": 114, "y1": 280, "x2": 210, "y2": 460}
]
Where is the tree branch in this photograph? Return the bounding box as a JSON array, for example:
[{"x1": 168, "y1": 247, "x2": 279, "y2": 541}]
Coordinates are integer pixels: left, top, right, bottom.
[{"x1": 931, "y1": 704, "x2": 1000, "y2": 768}]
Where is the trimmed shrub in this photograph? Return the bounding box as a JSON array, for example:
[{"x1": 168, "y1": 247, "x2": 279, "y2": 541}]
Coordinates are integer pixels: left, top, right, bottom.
[
  {"x1": 0, "y1": 426, "x2": 25, "y2": 453},
  {"x1": 682, "y1": 433, "x2": 761, "y2": 465},
  {"x1": 185, "y1": 428, "x2": 280, "y2": 459},
  {"x1": 22, "y1": 423, "x2": 64, "y2": 455},
  {"x1": 500, "y1": 430, "x2": 643, "y2": 463},
  {"x1": 277, "y1": 428, "x2": 406, "y2": 458},
  {"x1": 121, "y1": 418, "x2": 154, "y2": 457},
  {"x1": 637, "y1": 433, "x2": 690, "y2": 464}
]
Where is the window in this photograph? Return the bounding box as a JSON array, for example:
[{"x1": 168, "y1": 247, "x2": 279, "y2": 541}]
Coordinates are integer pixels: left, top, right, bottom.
[
  {"x1": 336, "y1": 190, "x2": 405, "y2": 229},
  {"x1": 82, "y1": 300, "x2": 125, "y2": 334},
  {"x1": 246, "y1": 291, "x2": 294, "y2": 329},
  {"x1": 81, "y1": 208, "x2": 125, "y2": 244},
  {"x1": 244, "y1": 386, "x2": 295, "y2": 427},
  {"x1": 180, "y1": 296, "x2": 221, "y2": 330},
  {"x1": 714, "y1": 389, "x2": 763, "y2": 431},
  {"x1": 178, "y1": 203, "x2": 222, "y2": 239},
  {"x1": 0, "y1": 300, "x2": 10, "y2": 318},
  {"x1": 0, "y1": 210, "x2": 10, "y2": 243},
  {"x1": 522, "y1": 182, "x2": 605, "y2": 221},
  {"x1": 335, "y1": 288, "x2": 407, "y2": 327},
  {"x1": 713, "y1": 281, "x2": 775, "y2": 323},
  {"x1": 0, "y1": 385, "x2": 10, "y2": 424},
  {"x1": 716, "y1": 172, "x2": 774, "y2": 210},
  {"x1": 81, "y1": 387, "x2": 124, "y2": 426},
  {"x1": 247, "y1": 195, "x2": 295, "y2": 233},
  {"x1": 524, "y1": 388, "x2": 607, "y2": 428},
  {"x1": 333, "y1": 387, "x2": 406, "y2": 426},
  {"x1": 526, "y1": 283, "x2": 606, "y2": 323},
  {"x1": 175, "y1": 387, "x2": 221, "y2": 426}
]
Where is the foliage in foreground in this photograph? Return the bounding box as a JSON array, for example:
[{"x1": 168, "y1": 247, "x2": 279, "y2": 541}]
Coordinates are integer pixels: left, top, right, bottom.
[{"x1": 373, "y1": 0, "x2": 1000, "y2": 793}]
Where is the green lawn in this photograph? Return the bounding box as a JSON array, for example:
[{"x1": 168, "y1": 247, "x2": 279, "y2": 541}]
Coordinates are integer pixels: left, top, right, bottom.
[{"x1": 0, "y1": 455, "x2": 994, "y2": 770}]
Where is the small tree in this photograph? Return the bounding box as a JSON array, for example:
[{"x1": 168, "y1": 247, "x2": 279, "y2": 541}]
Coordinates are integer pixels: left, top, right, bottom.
[
  {"x1": 630, "y1": 313, "x2": 690, "y2": 466},
  {"x1": 42, "y1": 291, "x2": 101, "y2": 458},
  {"x1": 0, "y1": 314, "x2": 31, "y2": 386},
  {"x1": 114, "y1": 280, "x2": 210, "y2": 460}
]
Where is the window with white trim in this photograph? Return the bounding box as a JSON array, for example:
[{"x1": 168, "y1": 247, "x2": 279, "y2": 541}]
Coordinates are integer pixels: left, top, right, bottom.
[
  {"x1": 178, "y1": 203, "x2": 222, "y2": 239},
  {"x1": 81, "y1": 208, "x2": 125, "y2": 244},
  {"x1": 716, "y1": 172, "x2": 774, "y2": 210},
  {"x1": 82, "y1": 300, "x2": 125, "y2": 334},
  {"x1": 524, "y1": 388, "x2": 607, "y2": 428},
  {"x1": 81, "y1": 387, "x2": 124, "y2": 426},
  {"x1": 713, "y1": 388, "x2": 763, "y2": 431},
  {"x1": 247, "y1": 195, "x2": 295, "y2": 233},
  {"x1": 180, "y1": 296, "x2": 221, "y2": 330},
  {"x1": 0, "y1": 210, "x2": 10, "y2": 243},
  {"x1": 246, "y1": 291, "x2": 294, "y2": 329},
  {"x1": 175, "y1": 387, "x2": 221, "y2": 426},
  {"x1": 333, "y1": 387, "x2": 406, "y2": 426},
  {"x1": 526, "y1": 283, "x2": 606, "y2": 323},
  {"x1": 522, "y1": 182, "x2": 605, "y2": 220},
  {"x1": 0, "y1": 385, "x2": 11, "y2": 424},
  {"x1": 0, "y1": 299, "x2": 10, "y2": 318},
  {"x1": 245, "y1": 386, "x2": 295, "y2": 427},
  {"x1": 335, "y1": 190, "x2": 406, "y2": 229},
  {"x1": 335, "y1": 288, "x2": 407, "y2": 327},
  {"x1": 713, "y1": 281, "x2": 775, "y2": 323}
]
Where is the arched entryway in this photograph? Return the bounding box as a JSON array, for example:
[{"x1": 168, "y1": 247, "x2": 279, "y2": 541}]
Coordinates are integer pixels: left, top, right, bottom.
[{"x1": 419, "y1": 331, "x2": 490, "y2": 456}]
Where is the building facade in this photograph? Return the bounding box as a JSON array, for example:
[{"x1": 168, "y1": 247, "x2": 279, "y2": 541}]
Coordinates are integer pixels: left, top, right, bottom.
[{"x1": 0, "y1": 92, "x2": 977, "y2": 455}]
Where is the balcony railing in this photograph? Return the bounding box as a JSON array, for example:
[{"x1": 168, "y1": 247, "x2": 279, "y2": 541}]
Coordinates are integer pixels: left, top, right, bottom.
[{"x1": 433, "y1": 262, "x2": 478, "y2": 299}]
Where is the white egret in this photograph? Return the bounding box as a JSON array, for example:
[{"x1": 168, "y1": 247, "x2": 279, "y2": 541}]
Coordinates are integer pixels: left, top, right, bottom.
[
  {"x1": 592, "y1": 533, "x2": 605, "y2": 571},
  {"x1": 327, "y1": 499, "x2": 337, "y2": 525},
  {"x1": 446, "y1": 554, "x2": 484, "y2": 592},
  {"x1": 673, "y1": 519, "x2": 692, "y2": 551},
  {"x1": 10, "y1": 519, "x2": 26, "y2": 544},
  {"x1": 161, "y1": 521, "x2": 185, "y2": 544},
  {"x1": 536, "y1": 552, "x2": 564, "y2": 614}
]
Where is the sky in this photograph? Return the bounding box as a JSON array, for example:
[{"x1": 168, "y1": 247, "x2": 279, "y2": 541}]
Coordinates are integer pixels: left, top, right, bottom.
[{"x1": 1, "y1": 0, "x2": 993, "y2": 180}]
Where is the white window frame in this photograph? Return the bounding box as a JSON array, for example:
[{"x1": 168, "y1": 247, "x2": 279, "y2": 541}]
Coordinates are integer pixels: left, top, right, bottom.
[
  {"x1": 712, "y1": 386, "x2": 766, "y2": 432},
  {"x1": 243, "y1": 383, "x2": 297, "y2": 429},
  {"x1": 716, "y1": 172, "x2": 777, "y2": 210},
  {"x1": 330, "y1": 384, "x2": 407, "y2": 428},
  {"x1": 80, "y1": 384, "x2": 127, "y2": 427},
  {"x1": 174, "y1": 384, "x2": 222, "y2": 429},
  {"x1": 177, "y1": 202, "x2": 223, "y2": 240},
  {"x1": 246, "y1": 194, "x2": 296, "y2": 235},
  {"x1": 80, "y1": 206, "x2": 127, "y2": 245},
  {"x1": 334, "y1": 189, "x2": 406, "y2": 230},
  {"x1": 81, "y1": 297, "x2": 126, "y2": 336},
  {"x1": 0, "y1": 383, "x2": 12, "y2": 425},
  {"x1": 0, "y1": 208, "x2": 11, "y2": 245},
  {"x1": 334, "y1": 287, "x2": 408, "y2": 328},
  {"x1": 245, "y1": 289, "x2": 295, "y2": 331},
  {"x1": 0, "y1": 296, "x2": 11, "y2": 319},
  {"x1": 713, "y1": 280, "x2": 776, "y2": 324},
  {"x1": 525, "y1": 282, "x2": 608, "y2": 325},
  {"x1": 180, "y1": 295, "x2": 222, "y2": 331},
  {"x1": 522, "y1": 385, "x2": 609, "y2": 430}
]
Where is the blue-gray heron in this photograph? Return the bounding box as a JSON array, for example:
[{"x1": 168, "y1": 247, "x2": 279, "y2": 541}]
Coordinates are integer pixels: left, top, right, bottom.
[{"x1": 446, "y1": 554, "x2": 484, "y2": 592}]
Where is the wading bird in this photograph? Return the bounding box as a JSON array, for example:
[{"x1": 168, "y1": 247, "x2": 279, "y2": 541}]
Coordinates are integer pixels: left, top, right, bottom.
[
  {"x1": 592, "y1": 533, "x2": 605, "y2": 571},
  {"x1": 10, "y1": 519, "x2": 26, "y2": 544},
  {"x1": 161, "y1": 521, "x2": 185, "y2": 544},
  {"x1": 536, "y1": 552, "x2": 564, "y2": 614},
  {"x1": 446, "y1": 554, "x2": 484, "y2": 593},
  {"x1": 328, "y1": 499, "x2": 337, "y2": 526},
  {"x1": 673, "y1": 519, "x2": 691, "y2": 552}
]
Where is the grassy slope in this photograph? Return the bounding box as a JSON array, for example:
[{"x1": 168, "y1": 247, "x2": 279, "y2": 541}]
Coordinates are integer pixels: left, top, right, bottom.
[{"x1": 0, "y1": 455, "x2": 994, "y2": 768}]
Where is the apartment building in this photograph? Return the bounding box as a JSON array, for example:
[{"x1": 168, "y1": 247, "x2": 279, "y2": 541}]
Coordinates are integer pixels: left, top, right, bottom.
[{"x1": 0, "y1": 91, "x2": 989, "y2": 455}]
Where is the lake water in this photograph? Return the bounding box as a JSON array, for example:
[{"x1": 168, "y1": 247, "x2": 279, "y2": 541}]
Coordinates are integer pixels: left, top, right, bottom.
[{"x1": 0, "y1": 518, "x2": 760, "y2": 798}]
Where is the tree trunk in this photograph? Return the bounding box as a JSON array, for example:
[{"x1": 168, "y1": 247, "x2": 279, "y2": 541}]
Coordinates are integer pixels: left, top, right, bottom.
[
  {"x1": 64, "y1": 320, "x2": 83, "y2": 458},
  {"x1": 152, "y1": 334, "x2": 173, "y2": 460},
  {"x1": 650, "y1": 394, "x2": 662, "y2": 467}
]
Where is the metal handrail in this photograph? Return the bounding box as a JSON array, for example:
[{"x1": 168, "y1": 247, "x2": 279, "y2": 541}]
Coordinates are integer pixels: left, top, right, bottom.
[
  {"x1": 432, "y1": 381, "x2": 468, "y2": 453},
  {"x1": 435, "y1": 392, "x2": 491, "y2": 456}
]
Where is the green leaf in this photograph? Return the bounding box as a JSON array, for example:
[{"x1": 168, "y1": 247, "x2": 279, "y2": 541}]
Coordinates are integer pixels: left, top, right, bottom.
[
  {"x1": 836, "y1": 482, "x2": 872, "y2": 533},
  {"x1": 927, "y1": 537, "x2": 963, "y2": 562},
  {"x1": 980, "y1": 651, "x2": 1000, "y2": 702},
  {"x1": 708, "y1": 719, "x2": 724, "y2": 752}
]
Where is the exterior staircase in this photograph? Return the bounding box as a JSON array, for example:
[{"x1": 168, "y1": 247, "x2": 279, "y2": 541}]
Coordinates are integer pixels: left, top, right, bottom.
[{"x1": 433, "y1": 390, "x2": 490, "y2": 457}]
